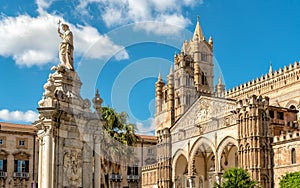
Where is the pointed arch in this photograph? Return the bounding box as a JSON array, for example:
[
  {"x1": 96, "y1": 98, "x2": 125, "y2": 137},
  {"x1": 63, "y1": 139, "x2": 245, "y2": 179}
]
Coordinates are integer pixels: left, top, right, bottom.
[
  {"x1": 172, "y1": 149, "x2": 189, "y2": 186},
  {"x1": 216, "y1": 136, "x2": 238, "y2": 158},
  {"x1": 217, "y1": 136, "x2": 238, "y2": 172},
  {"x1": 285, "y1": 100, "x2": 298, "y2": 109},
  {"x1": 172, "y1": 149, "x2": 188, "y2": 179},
  {"x1": 190, "y1": 136, "x2": 215, "y2": 158},
  {"x1": 188, "y1": 136, "x2": 215, "y2": 175}
]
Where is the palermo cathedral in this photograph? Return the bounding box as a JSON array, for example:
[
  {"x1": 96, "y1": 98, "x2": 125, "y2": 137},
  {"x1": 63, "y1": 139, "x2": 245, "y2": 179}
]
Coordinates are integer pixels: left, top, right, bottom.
[
  {"x1": 141, "y1": 19, "x2": 300, "y2": 188},
  {"x1": 4, "y1": 19, "x2": 300, "y2": 188}
]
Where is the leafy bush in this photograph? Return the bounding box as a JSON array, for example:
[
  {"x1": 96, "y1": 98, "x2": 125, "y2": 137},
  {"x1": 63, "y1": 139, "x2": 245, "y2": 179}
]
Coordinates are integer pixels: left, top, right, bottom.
[
  {"x1": 279, "y1": 171, "x2": 300, "y2": 188},
  {"x1": 214, "y1": 168, "x2": 257, "y2": 188}
]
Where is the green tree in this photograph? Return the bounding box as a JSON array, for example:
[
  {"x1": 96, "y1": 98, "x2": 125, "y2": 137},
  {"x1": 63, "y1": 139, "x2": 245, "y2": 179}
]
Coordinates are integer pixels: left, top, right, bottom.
[
  {"x1": 99, "y1": 106, "x2": 138, "y2": 188},
  {"x1": 279, "y1": 171, "x2": 300, "y2": 188},
  {"x1": 214, "y1": 168, "x2": 258, "y2": 188}
]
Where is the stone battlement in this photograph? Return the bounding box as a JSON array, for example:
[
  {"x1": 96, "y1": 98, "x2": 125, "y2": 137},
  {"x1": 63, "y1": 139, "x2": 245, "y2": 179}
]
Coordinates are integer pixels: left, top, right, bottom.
[
  {"x1": 142, "y1": 163, "x2": 158, "y2": 171},
  {"x1": 236, "y1": 94, "x2": 269, "y2": 110},
  {"x1": 227, "y1": 62, "x2": 300, "y2": 99},
  {"x1": 273, "y1": 131, "x2": 300, "y2": 143}
]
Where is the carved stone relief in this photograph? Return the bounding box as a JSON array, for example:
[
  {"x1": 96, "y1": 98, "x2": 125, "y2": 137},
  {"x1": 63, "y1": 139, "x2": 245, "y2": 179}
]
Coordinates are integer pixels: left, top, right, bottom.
[{"x1": 63, "y1": 149, "x2": 82, "y2": 187}]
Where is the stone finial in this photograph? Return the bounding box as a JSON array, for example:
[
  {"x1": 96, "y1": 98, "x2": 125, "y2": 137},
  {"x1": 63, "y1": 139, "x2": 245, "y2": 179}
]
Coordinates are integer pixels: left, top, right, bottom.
[
  {"x1": 158, "y1": 73, "x2": 162, "y2": 81},
  {"x1": 167, "y1": 66, "x2": 174, "y2": 86},
  {"x1": 93, "y1": 89, "x2": 103, "y2": 112},
  {"x1": 169, "y1": 65, "x2": 174, "y2": 75},
  {"x1": 217, "y1": 76, "x2": 223, "y2": 85},
  {"x1": 208, "y1": 36, "x2": 213, "y2": 46},
  {"x1": 269, "y1": 63, "x2": 273, "y2": 75},
  {"x1": 156, "y1": 73, "x2": 165, "y2": 92}
]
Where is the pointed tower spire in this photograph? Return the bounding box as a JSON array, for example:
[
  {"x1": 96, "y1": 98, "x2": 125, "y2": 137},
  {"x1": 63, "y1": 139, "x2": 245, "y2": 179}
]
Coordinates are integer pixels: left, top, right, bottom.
[
  {"x1": 193, "y1": 16, "x2": 204, "y2": 41},
  {"x1": 269, "y1": 62, "x2": 273, "y2": 75}
]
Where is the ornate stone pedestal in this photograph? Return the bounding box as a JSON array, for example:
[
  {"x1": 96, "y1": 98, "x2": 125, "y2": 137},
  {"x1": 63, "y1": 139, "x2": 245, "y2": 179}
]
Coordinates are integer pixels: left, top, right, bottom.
[{"x1": 34, "y1": 65, "x2": 103, "y2": 188}]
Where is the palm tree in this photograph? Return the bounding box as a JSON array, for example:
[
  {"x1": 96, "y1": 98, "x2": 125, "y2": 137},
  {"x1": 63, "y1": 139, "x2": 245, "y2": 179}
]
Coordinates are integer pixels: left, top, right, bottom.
[
  {"x1": 214, "y1": 168, "x2": 258, "y2": 188},
  {"x1": 99, "y1": 106, "x2": 138, "y2": 188}
]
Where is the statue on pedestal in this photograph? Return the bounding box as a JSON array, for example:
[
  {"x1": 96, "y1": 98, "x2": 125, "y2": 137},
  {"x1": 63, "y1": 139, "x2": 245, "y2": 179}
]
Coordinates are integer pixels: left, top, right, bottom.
[{"x1": 58, "y1": 21, "x2": 74, "y2": 70}]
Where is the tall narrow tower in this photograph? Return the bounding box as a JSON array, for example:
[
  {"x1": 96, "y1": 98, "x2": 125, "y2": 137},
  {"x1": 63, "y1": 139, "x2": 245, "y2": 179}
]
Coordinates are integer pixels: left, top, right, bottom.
[{"x1": 237, "y1": 95, "x2": 273, "y2": 188}]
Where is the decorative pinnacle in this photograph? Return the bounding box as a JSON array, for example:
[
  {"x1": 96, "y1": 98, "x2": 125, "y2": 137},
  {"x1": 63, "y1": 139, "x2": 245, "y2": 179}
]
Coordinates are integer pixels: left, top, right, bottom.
[
  {"x1": 158, "y1": 73, "x2": 162, "y2": 81},
  {"x1": 96, "y1": 89, "x2": 100, "y2": 97},
  {"x1": 93, "y1": 88, "x2": 103, "y2": 110},
  {"x1": 169, "y1": 65, "x2": 173, "y2": 75},
  {"x1": 218, "y1": 76, "x2": 222, "y2": 85},
  {"x1": 269, "y1": 62, "x2": 273, "y2": 74},
  {"x1": 209, "y1": 36, "x2": 213, "y2": 45},
  {"x1": 197, "y1": 15, "x2": 200, "y2": 23}
]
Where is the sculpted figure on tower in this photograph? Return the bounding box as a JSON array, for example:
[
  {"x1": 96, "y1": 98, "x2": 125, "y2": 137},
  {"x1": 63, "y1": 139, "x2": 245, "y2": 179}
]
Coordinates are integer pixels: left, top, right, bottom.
[{"x1": 58, "y1": 22, "x2": 74, "y2": 70}]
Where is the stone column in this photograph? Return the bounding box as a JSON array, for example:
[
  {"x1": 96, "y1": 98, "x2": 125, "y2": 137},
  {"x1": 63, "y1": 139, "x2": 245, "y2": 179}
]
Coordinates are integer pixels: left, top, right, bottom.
[
  {"x1": 52, "y1": 135, "x2": 56, "y2": 187},
  {"x1": 94, "y1": 136, "x2": 101, "y2": 188},
  {"x1": 42, "y1": 126, "x2": 53, "y2": 188}
]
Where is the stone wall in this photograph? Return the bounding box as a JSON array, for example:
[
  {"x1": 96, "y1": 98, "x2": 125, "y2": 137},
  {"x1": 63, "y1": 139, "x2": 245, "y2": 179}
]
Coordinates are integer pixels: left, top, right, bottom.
[
  {"x1": 142, "y1": 164, "x2": 158, "y2": 188},
  {"x1": 273, "y1": 131, "x2": 300, "y2": 188}
]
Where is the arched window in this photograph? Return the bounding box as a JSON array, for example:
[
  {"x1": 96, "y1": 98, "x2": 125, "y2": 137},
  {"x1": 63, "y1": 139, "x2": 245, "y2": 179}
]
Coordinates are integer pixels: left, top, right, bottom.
[
  {"x1": 290, "y1": 105, "x2": 296, "y2": 110},
  {"x1": 292, "y1": 148, "x2": 296, "y2": 164}
]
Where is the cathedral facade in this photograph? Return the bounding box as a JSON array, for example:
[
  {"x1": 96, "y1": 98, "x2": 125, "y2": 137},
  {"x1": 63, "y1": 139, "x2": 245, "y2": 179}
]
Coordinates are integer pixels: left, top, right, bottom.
[{"x1": 141, "y1": 19, "x2": 300, "y2": 188}]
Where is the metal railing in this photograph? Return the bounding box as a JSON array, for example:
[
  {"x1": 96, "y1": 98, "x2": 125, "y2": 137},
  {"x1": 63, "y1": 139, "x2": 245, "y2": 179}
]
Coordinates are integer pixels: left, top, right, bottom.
[
  {"x1": 109, "y1": 174, "x2": 122, "y2": 181},
  {"x1": 13, "y1": 172, "x2": 29, "y2": 178},
  {"x1": 127, "y1": 175, "x2": 139, "y2": 181},
  {"x1": 0, "y1": 172, "x2": 7, "y2": 178}
]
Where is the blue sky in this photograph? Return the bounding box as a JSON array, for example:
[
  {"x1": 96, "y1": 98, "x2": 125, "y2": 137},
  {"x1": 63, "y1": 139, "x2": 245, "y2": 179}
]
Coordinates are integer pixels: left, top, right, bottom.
[{"x1": 0, "y1": 0, "x2": 300, "y2": 134}]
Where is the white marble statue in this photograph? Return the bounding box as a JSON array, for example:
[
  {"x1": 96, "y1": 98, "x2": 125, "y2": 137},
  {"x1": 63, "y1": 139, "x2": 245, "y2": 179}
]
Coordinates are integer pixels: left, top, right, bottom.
[{"x1": 58, "y1": 22, "x2": 74, "y2": 70}]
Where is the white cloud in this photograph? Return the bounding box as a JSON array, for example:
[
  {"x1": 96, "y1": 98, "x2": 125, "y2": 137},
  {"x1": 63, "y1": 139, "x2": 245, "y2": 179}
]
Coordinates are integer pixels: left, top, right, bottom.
[
  {"x1": 0, "y1": 13, "x2": 129, "y2": 67},
  {"x1": 135, "y1": 118, "x2": 155, "y2": 135},
  {"x1": 72, "y1": 24, "x2": 129, "y2": 60},
  {"x1": 159, "y1": 14, "x2": 191, "y2": 27},
  {"x1": 0, "y1": 109, "x2": 39, "y2": 123},
  {"x1": 77, "y1": 0, "x2": 203, "y2": 35},
  {"x1": 114, "y1": 50, "x2": 129, "y2": 61},
  {"x1": 36, "y1": 0, "x2": 53, "y2": 15}
]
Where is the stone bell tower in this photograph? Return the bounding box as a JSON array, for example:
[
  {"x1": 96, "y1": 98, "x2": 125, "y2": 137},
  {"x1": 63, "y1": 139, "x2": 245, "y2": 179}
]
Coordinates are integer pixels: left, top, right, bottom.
[
  {"x1": 155, "y1": 17, "x2": 214, "y2": 129},
  {"x1": 154, "y1": 18, "x2": 214, "y2": 188},
  {"x1": 33, "y1": 23, "x2": 103, "y2": 188}
]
